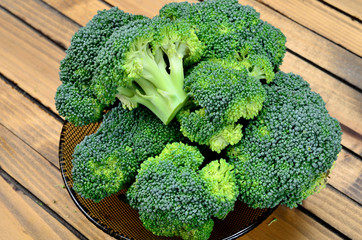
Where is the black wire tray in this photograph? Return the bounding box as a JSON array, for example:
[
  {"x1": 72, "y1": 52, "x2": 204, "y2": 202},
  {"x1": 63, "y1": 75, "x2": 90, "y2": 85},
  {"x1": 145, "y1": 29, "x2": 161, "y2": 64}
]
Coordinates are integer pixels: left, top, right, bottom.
[{"x1": 59, "y1": 121, "x2": 276, "y2": 240}]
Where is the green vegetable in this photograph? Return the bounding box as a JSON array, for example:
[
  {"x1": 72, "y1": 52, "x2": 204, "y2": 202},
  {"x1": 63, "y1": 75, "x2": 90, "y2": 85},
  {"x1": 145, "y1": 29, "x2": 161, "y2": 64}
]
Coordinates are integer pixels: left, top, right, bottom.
[
  {"x1": 127, "y1": 143, "x2": 238, "y2": 239},
  {"x1": 159, "y1": 0, "x2": 286, "y2": 70},
  {"x1": 177, "y1": 59, "x2": 268, "y2": 153},
  {"x1": 54, "y1": 1, "x2": 342, "y2": 239},
  {"x1": 56, "y1": 8, "x2": 146, "y2": 126},
  {"x1": 71, "y1": 105, "x2": 184, "y2": 202},
  {"x1": 227, "y1": 72, "x2": 342, "y2": 208}
]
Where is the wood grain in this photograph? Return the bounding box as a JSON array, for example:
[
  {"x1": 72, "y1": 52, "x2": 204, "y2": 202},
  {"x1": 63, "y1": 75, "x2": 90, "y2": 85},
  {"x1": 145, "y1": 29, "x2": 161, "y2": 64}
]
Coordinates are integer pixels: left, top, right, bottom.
[
  {"x1": 303, "y1": 186, "x2": 362, "y2": 239},
  {"x1": 42, "y1": 0, "x2": 110, "y2": 26},
  {"x1": 322, "y1": 0, "x2": 362, "y2": 21},
  {"x1": 255, "y1": 0, "x2": 362, "y2": 56},
  {"x1": 105, "y1": 0, "x2": 198, "y2": 18},
  {"x1": 0, "y1": 173, "x2": 78, "y2": 240},
  {"x1": 0, "y1": 81, "x2": 62, "y2": 166},
  {"x1": 243, "y1": 0, "x2": 362, "y2": 91},
  {"x1": 0, "y1": 124, "x2": 114, "y2": 240},
  {"x1": 329, "y1": 150, "x2": 362, "y2": 204},
  {"x1": 281, "y1": 52, "x2": 362, "y2": 156},
  {"x1": 0, "y1": 8, "x2": 63, "y2": 114},
  {"x1": 0, "y1": 0, "x2": 79, "y2": 49},
  {"x1": 239, "y1": 206, "x2": 341, "y2": 240}
]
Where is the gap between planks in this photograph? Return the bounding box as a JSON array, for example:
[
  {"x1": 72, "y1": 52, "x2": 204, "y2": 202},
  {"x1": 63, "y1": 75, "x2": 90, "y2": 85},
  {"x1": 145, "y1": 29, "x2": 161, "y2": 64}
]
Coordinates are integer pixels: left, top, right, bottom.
[
  {"x1": 254, "y1": 0, "x2": 362, "y2": 57},
  {"x1": 0, "y1": 167, "x2": 79, "y2": 240}
]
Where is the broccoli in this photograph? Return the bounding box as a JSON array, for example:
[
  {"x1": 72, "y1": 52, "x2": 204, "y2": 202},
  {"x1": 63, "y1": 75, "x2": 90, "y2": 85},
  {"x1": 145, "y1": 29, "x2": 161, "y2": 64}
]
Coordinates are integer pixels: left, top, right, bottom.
[
  {"x1": 127, "y1": 142, "x2": 238, "y2": 240},
  {"x1": 91, "y1": 17, "x2": 204, "y2": 124},
  {"x1": 159, "y1": 0, "x2": 286, "y2": 70},
  {"x1": 227, "y1": 72, "x2": 342, "y2": 208},
  {"x1": 71, "y1": 105, "x2": 184, "y2": 202},
  {"x1": 55, "y1": 7, "x2": 146, "y2": 125},
  {"x1": 54, "y1": 1, "x2": 344, "y2": 237},
  {"x1": 177, "y1": 59, "x2": 267, "y2": 153},
  {"x1": 200, "y1": 159, "x2": 239, "y2": 219}
]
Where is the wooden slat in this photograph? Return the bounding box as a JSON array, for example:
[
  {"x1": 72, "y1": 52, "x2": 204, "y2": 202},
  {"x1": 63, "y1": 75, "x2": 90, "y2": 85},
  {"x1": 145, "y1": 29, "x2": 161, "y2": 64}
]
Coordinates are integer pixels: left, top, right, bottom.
[
  {"x1": 105, "y1": 0, "x2": 198, "y2": 18},
  {"x1": 0, "y1": 0, "x2": 79, "y2": 49},
  {"x1": 281, "y1": 52, "x2": 362, "y2": 156},
  {"x1": 0, "y1": 173, "x2": 78, "y2": 240},
  {"x1": 243, "y1": 0, "x2": 362, "y2": 91},
  {"x1": 329, "y1": 150, "x2": 362, "y2": 204},
  {"x1": 0, "y1": 124, "x2": 114, "y2": 240},
  {"x1": 239, "y1": 206, "x2": 340, "y2": 240},
  {"x1": 0, "y1": 81, "x2": 61, "y2": 166},
  {"x1": 0, "y1": 8, "x2": 63, "y2": 113},
  {"x1": 303, "y1": 186, "x2": 362, "y2": 239},
  {"x1": 255, "y1": 0, "x2": 362, "y2": 56},
  {"x1": 323, "y1": 0, "x2": 362, "y2": 21},
  {"x1": 42, "y1": 0, "x2": 111, "y2": 26}
]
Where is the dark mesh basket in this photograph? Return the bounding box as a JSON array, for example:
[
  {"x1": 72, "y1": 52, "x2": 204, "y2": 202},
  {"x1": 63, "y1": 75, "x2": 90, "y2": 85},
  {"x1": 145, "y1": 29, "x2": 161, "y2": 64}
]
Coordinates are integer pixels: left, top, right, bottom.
[{"x1": 59, "y1": 121, "x2": 275, "y2": 240}]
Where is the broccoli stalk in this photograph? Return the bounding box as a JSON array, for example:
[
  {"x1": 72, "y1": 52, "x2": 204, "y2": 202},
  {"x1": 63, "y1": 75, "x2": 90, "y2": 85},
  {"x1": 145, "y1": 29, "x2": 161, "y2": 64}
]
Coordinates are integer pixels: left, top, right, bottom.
[
  {"x1": 115, "y1": 39, "x2": 188, "y2": 124},
  {"x1": 93, "y1": 18, "x2": 203, "y2": 124}
]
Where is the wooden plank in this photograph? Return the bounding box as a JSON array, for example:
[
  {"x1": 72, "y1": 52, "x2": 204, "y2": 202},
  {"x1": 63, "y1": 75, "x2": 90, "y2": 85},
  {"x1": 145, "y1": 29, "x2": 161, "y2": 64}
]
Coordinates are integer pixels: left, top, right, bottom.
[
  {"x1": 0, "y1": 124, "x2": 114, "y2": 240},
  {"x1": 0, "y1": 81, "x2": 61, "y2": 166},
  {"x1": 302, "y1": 186, "x2": 362, "y2": 239},
  {"x1": 323, "y1": 0, "x2": 362, "y2": 21},
  {"x1": 328, "y1": 149, "x2": 362, "y2": 205},
  {"x1": 243, "y1": 0, "x2": 362, "y2": 91},
  {"x1": 0, "y1": 8, "x2": 63, "y2": 113},
  {"x1": 0, "y1": 0, "x2": 79, "y2": 49},
  {"x1": 340, "y1": 124, "x2": 362, "y2": 157},
  {"x1": 281, "y1": 52, "x2": 362, "y2": 156},
  {"x1": 105, "y1": 0, "x2": 198, "y2": 18},
  {"x1": 239, "y1": 206, "x2": 340, "y2": 240},
  {"x1": 42, "y1": 0, "x2": 111, "y2": 26},
  {"x1": 0, "y1": 173, "x2": 78, "y2": 240},
  {"x1": 255, "y1": 0, "x2": 362, "y2": 56}
]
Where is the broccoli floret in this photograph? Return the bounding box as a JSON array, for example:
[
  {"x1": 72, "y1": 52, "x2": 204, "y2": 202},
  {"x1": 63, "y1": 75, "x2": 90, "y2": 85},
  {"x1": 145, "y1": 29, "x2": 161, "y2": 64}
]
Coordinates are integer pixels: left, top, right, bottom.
[
  {"x1": 55, "y1": 8, "x2": 146, "y2": 125},
  {"x1": 71, "y1": 105, "x2": 184, "y2": 202},
  {"x1": 55, "y1": 82, "x2": 104, "y2": 126},
  {"x1": 199, "y1": 159, "x2": 239, "y2": 219},
  {"x1": 159, "y1": 0, "x2": 286, "y2": 70},
  {"x1": 92, "y1": 17, "x2": 204, "y2": 124},
  {"x1": 227, "y1": 72, "x2": 342, "y2": 208},
  {"x1": 177, "y1": 59, "x2": 266, "y2": 153},
  {"x1": 127, "y1": 142, "x2": 237, "y2": 240}
]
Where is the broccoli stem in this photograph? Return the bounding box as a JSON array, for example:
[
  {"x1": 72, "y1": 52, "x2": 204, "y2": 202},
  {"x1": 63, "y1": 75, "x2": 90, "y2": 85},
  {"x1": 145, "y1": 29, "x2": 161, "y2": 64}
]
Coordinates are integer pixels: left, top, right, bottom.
[
  {"x1": 249, "y1": 66, "x2": 265, "y2": 80},
  {"x1": 117, "y1": 45, "x2": 187, "y2": 124}
]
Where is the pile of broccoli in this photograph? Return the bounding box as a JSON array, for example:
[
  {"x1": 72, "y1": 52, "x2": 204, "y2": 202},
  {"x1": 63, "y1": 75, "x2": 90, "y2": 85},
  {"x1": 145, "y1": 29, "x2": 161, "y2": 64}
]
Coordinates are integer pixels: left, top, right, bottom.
[{"x1": 55, "y1": 0, "x2": 342, "y2": 239}]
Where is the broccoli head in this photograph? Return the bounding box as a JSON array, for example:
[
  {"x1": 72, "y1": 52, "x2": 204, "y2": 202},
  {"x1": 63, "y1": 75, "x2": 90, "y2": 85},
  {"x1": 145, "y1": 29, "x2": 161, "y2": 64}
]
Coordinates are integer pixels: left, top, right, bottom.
[
  {"x1": 92, "y1": 17, "x2": 204, "y2": 124},
  {"x1": 159, "y1": 0, "x2": 286, "y2": 70},
  {"x1": 127, "y1": 142, "x2": 238, "y2": 240},
  {"x1": 71, "y1": 105, "x2": 184, "y2": 202},
  {"x1": 200, "y1": 159, "x2": 239, "y2": 219},
  {"x1": 227, "y1": 72, "x2": 342, "y2": 208},
  {"x1": 56, "y1": 7, "x2": 146, "y2": 125},
  {"x1": 177, "y1": 59, "x2": 266, "y2": 153}
]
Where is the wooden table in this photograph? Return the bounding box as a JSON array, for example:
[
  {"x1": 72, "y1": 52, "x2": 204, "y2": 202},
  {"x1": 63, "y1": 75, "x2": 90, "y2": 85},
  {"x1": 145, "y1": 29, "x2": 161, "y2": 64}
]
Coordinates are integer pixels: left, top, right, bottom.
[{"x1": 0, "y1": 0, "x2": 361, "y2": 239}]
